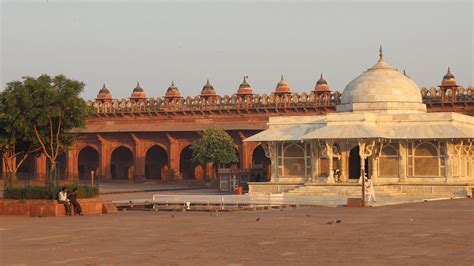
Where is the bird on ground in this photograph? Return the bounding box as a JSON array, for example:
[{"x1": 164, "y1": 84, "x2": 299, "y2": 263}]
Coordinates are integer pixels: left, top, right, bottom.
[
  {"x1": 256, "y1": 217, "x2": 260, "y2": 222},
  {"x1": 336, "y1": 220, "x2": 342, "y2": 223},
  {"x1": 306, "y1": 214, "x2": 311, "y2": 217},
  {"x1": 171, "y1": 214, "x2": 174, "y2": 218}
]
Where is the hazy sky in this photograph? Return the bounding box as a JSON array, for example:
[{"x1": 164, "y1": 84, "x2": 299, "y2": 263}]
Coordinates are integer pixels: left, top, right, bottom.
[{"x1": 1, "y1": 0, "x2": 473, "y2": 99}]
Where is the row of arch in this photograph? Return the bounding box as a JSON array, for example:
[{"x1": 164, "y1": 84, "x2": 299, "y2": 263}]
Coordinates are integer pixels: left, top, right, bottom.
[{"x1": 277, "y1": 141, "x2": 449, "y2": 179}]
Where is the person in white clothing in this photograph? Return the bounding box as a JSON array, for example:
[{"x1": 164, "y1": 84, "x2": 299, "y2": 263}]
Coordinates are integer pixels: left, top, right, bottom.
[
  {"x1": 365, "y1": 176, "x2": 376, "y2": 203},
  {"x1": 57, "y1": 187, "x2": 72, "y2": 216}
]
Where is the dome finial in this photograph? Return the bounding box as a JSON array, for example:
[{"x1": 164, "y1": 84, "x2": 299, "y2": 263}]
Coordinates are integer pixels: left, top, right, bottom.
[
  {"x1": 171, "y1": 80, "x2": 175, "y2": 86},
  {"x1": 136, "y1": 81, "x2": 140, "y2": 87},
  {"x1": 447, "y1": 67, "x2": 451, "y2": 74},
  {"x1": 320, "y1": 73, "x2": 324, "y2": 79},
  {"x1": 281, "y1": 74, "x2": 284, "y2": 81},
  {"x1": 102, "y1": 83, "x2": 107, "y2": 89},
  {"x1": 378, "y1": 45, "x2": 384, "y2": 62}
]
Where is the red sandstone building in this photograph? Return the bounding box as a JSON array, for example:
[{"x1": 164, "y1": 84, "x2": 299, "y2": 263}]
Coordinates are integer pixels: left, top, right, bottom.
[{"x1": 3, "y1": 70, "x2": 474, "y2": 182}]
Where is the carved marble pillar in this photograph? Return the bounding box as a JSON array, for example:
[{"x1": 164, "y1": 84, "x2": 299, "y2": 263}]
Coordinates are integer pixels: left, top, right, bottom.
[
  {"x1": 340, "y1": 142, "x2": 348, "y2": 182},
  {"x1": 310, "y1": 142, "x2": 318, "y2": 182},
  {"x1": 398, "y1": 142, "x2": 407, "y2": 183},
  {"x1": 325, "y1": 141, "x2": 335, "y2": 184}
]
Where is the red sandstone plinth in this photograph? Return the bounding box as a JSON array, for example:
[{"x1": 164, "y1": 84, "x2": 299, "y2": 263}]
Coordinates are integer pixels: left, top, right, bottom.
[{"x1": 0, "y1": 198, "x2": 116, "y2": 217}]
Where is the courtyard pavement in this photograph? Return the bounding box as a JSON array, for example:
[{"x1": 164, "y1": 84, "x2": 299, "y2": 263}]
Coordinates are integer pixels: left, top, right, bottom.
[{"x1": 0, "y1": 199, "x2": 473, "y2": 265}]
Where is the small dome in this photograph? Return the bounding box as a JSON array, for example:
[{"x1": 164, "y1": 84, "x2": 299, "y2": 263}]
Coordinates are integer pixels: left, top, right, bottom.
[
  {"x1": 99, "y1": 83, "x2": 110, "y2": 94},
  {"x1": 237, "y1": 76, "x2": 253, "y2": 95},
  {"x1": 165, "y1": 81, "x2": 182, "y2": 98},
  {"x1": 201, "y1": 79, "x2": 217, "y2": 97},
  {"x1": 130, "y1": 82, "x2": 146, "y2": 99},
  {"x1": 314, "y1": 73, "x2": 330, "y2": 92},
  {"x1": 275, "y1": 75, "x2": 291, "y2": 94},
  {"x1": 337, "y1": 46, "x2": 426, "y2": 113},
  {"x1": 97, "y1": 83, "x2": 112, "y2": 100},
  {"x1": 441, "y1": 67, "x2": 458, "y2": 87}
]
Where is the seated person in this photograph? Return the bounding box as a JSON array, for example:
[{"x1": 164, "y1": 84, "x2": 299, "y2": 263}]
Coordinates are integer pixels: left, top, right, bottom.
[
  {"x1": 68, "y1": 188, "x2": 83, "y2": 216},
  {"x1": 57, "y1": 187, "x2": 72, "y2": 216}
]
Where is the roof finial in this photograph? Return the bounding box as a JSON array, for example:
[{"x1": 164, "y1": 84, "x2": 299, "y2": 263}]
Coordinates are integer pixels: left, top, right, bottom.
[
  {"x1": 206, "y1": 78, "x2": 210, "y2": 85},
  {"x1": 320, "y1": 73, "x2": 324, "y2": 80},
  {"x1": 136, "y1": 81, "x2": 141, "y2": 88},
  {"x1": 243, "y1": 75, "x2": 248, "y2": 82},
  {"x1": 378, "y1": 45, "x2": 384, "y2": 62},
  {"x1": 447, "y1": 67, "x2": 451, "y2": 74},
  {"x1": 102, "y1": 83, "x2": 107, "y2": 89},
  {"x1": 280, "y1": 74, "x2": 284, "y2": 81},
  {"x1": 171, "y1": 81, "x2": 175, "y2": 86}
]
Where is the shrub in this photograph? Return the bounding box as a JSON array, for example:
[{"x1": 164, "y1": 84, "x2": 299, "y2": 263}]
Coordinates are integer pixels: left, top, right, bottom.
[{"x1": 3, "y1": 185, "x2": 99, "y2": 200}]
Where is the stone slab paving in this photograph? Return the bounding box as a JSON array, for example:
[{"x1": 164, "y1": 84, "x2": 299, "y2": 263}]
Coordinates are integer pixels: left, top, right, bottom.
[{"x1": 0, "y1": 199, "x2": 473, "y2": 265}]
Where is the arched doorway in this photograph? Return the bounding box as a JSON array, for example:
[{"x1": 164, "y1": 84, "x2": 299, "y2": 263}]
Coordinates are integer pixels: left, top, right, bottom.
[
  {"x1": 17, "y1": 155, "x2": 36, "y2": 180},
  {"x1": 145, "y1": 145, "x2": 168, "y2": 180},
  {"x1": 252, "y1": 145, "x2": 271, "y2": 181},
  {"x1": 349, "y1": 146, "x2": 369, "y2": 179},
  {"x1": 180, "y1": 146, "x2": 199, "y2": 180},
  {"x1": 111, "y1": 146, "x2": 134, "y2": 180},
  {"x1": 78, "y1": 147, "x2": 99, "y2": 180},
  {"x1": 47, "y1": 152, "x2": 67, "y2": 179}
]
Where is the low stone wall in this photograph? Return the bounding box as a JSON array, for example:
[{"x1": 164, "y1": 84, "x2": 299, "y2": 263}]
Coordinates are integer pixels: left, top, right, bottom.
[
  {"x1": 397, "y1": 184, "x2": 473, "y2": 197},
  {"x1": 0, "y1": 198, "x2": 114, "y2": 217},
  {"x1": 248, "y1": 182, "x2": 303, "y2": 195}
]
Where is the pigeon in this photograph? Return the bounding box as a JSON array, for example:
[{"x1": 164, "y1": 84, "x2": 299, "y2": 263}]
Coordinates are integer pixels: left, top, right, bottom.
[
  {"x1": 306, "y1": 214, "x2": 311, "y2": 218},
  {"x1": 280, "y1": 209, "x2": 284, "y2": 212},
  {"x1": 256, "y1": 217, "x2": 260, "y2": 222},
  {"x1": 171, "y1": 214, "x2": 174, "y2": 218},
  {"x1": 326, "y1": 221, "x2": 334, "y2": 224},
  {"x1": 336, "y1": 220, "x2": 342, "y2": 223}
]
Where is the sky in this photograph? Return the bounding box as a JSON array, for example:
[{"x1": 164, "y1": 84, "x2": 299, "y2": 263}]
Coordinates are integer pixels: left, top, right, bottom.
[{"x1": 1, "y1": 0, "x2": 473, "y2": 99}]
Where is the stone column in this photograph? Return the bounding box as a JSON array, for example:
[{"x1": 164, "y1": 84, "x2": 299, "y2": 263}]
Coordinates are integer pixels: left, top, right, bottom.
[
  {"x1": 167, "y1": 134, "x2": 180, "y2": 180},
  {"x1": 310, "y1": 141, "x2": 318, "y2": 182},
  {"x1": 35, "y1": 154, "x2": 47, "y2": 182},
  {"x1": 270, "y1": 142, "x2": 278, "y2": 182},
  {"x1": 326, "y1": 141, "x2": 335, "y2": 184},
  {"x1": 97, "y1": 135, "x2": 111, "y2": 180},
  {"x1": 371, "y1": 156, "x2": 378, "y2": 184},
  {"x1": 340, "y1": 143, "x2": 348, "y2": 182},
  {"x1": 398, "y1": 142, "x2": 407, "y2": 183},
  {"x1": 131, "y1": 134, "x2": 146, "y2": 180},
  {"x1": 67, "y1": 148, "x2": 78, "y2": 181}
]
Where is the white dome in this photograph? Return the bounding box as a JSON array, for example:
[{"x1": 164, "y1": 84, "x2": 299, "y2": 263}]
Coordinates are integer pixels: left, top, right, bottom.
[{"x1": 337, "y1": 51, "x2": 426, "y2": 113}]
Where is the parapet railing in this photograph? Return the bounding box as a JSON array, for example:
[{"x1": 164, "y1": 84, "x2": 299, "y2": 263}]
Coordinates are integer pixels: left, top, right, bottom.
[
  {"x1": 88, "y1": 86, "x2": 474, "y2": 114},
  {"x1": 88, "y1": 91, "x2": 342, "y2": 114}
]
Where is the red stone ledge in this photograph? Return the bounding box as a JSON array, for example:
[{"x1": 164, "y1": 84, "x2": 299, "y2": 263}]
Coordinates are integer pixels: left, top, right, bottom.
[{"x1": 0, "y1": 198, "x2": 117, "y2": 217}]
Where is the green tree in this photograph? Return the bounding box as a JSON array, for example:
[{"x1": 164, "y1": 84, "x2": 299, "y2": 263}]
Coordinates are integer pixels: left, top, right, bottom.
[
  {"x1": 1, "y1": 74, "x2": 91, "y2": 180},
  {"x1": 191, "y1": 128, "x2": 239, "y2": 179},
  {"x1": 0, "y1": 81, "x2": 40, "y2": 177}
]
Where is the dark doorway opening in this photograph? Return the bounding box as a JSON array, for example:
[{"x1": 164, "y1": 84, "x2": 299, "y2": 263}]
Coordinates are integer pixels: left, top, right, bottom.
[
  {"x1": 180, "y1": 146, "x2": 198, "y2": 180},
  {"x1": 349, "y1": 146, "x2": 369, "y2": 179},
  {"x1": 252, "y1": 145, "x2": 271, "y2": 182},
  {"x1": 145, "y1": 145, "x2": 168, "y2": 180},
  {"x1": 111, "y1": 146, "x2": 133, "y2": 180},
  {"x1": 78, "y1": 147, "x2": 99, "y2": 180}
]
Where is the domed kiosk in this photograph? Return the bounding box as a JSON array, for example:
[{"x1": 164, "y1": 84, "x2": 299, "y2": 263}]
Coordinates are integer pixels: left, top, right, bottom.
[
  {"x1": 245, "y1": 47, "x2": 474, "y2": 199},
  {"x1": 338, "y1": 47, "x2": 426, "y2": 113}
]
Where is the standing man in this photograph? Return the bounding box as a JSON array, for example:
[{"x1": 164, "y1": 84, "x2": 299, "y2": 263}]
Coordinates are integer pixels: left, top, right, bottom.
[
  {"x1": 365, "y1": 175, "x2": 376, "y2": 203},
  {"x1": 57, "y1": 187, "x2": 72, "y2": 216},
  {"x1": 68, "y1": 188, "x2": 83, "y2": 216}
]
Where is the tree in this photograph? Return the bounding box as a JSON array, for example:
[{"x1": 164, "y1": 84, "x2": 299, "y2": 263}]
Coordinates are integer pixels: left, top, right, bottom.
[
  {"x1": 191, "y1": 128, "x2": 239, "y2": 180},
  {"x1": 0, "y1": 81, "x2": 40, "y2": 177},
  {"x1": 1, "y1": 74, "x2": 91, "y2": 180}
]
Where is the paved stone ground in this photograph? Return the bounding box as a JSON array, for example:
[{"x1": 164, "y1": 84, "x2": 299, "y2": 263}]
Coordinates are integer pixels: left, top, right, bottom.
[{"x1": 0, "y1": 199, "x2": 473, "y2": 265}]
